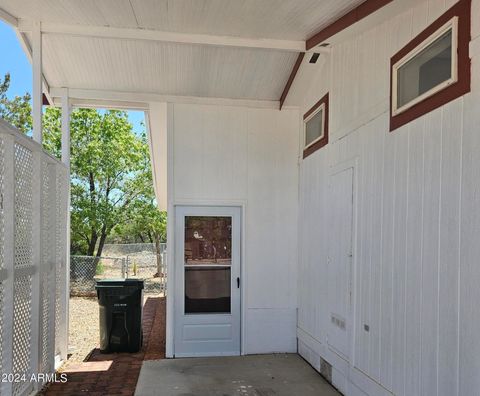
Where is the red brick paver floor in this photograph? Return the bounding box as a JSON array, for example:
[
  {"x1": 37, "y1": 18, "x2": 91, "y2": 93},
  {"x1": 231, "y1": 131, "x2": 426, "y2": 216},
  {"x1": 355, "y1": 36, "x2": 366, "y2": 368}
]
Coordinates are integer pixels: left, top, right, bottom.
[{"x1": 43, "y1": 296, "x2": 166, "y2": 396}]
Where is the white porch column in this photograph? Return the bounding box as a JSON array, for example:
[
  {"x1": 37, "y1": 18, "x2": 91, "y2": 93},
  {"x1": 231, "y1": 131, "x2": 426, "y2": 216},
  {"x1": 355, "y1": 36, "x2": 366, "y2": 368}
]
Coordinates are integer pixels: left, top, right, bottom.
[
  {"x1": 60, "y1": 88, "x2": 70, "y2": 362},
  {"x1": 61, "y1": 88, "x2": 70, "y2": 166},
  {"x1": 61, "y1": 89, "x2": 71, "y2": 362},
  {"x1": 32, "y1": 20, "x2": 42, "y2": 143}
]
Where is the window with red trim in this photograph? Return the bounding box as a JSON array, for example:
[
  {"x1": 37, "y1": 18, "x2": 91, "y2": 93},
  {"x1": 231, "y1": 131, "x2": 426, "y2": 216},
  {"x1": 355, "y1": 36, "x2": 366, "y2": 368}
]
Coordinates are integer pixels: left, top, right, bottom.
[
  {"x1": 303, "y1": 93, "x2": 329, "y2": 158},
  {"x1": 390, "y1": 0, "x2": 471, "y2": 131}
]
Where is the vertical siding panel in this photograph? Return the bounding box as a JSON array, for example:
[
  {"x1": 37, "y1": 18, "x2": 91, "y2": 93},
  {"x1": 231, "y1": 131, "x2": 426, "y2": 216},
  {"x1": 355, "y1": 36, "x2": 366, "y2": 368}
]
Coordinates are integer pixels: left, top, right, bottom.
[
  {"x1": 367, "y1": 118, "x2": 385, "y2": 381},
  {"x1": 314, "y1": 154, "x2": 325, "y2": 340},
  {"x1": 411, "y1": 1, "x2": 429, "y2": 39},
  {"x1": 374, "y1": 22, "x2": 388, "y2": 109},
  {"x1": 421, "y1": 109, "x2": 442, "y2": 396},
  {"x1": 391, "y1": 127, "x2": 408, "y2": 396},
  {"x1": 404, "y1": 118, "x2": 424, "y2": 396},
  {"x1": 437, "y1": 98, "x2": 462, "y2": 396},
  {"x1": 379, "y1": 115, "x2": 395, "y2": 390},
  {"x1": 173, "y1": 105, "x2": 204, "y2": 199},
  {"x1": 389, "y1": 10, "x2": 413, "y2": 396},
  {"x1": 427, "y1": 0, "x2": 447, "y2": 22},
  {"x1": 404, "y1": 5, "x2": 427, "y2": 396},
  {"x1": 459, "y1": 51, "x2": 480, "y2": 396},
  {"x1": 355, "y1": 123, "x2": 370, "y2": 372}
]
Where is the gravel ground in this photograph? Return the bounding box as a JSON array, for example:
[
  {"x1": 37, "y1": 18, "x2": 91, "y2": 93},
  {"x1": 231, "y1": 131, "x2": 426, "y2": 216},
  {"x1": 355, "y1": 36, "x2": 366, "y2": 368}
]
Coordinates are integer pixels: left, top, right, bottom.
[
  {"x1": 67, "y1": 293, "x2": 163, "y2": 364},
  {"x1": 68, "y1": 297, "x2": 100, "y2": 364}
]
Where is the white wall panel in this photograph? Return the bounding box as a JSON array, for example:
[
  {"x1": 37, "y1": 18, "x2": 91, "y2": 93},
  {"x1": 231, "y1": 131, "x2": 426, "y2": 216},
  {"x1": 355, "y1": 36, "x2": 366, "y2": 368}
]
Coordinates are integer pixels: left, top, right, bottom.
[
  {"x1": 170, "y1": 103, "x2": 299, "y2": 354},
  {"x1": 296, "y1": 0, "x2": 480, "y2": 395}
]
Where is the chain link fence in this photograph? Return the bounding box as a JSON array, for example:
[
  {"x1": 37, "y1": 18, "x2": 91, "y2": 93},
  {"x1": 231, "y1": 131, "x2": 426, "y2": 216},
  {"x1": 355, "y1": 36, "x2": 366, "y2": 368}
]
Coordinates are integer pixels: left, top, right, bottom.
[{"x1": 70, "y1": 245, "x2": 167, "y2": 296}]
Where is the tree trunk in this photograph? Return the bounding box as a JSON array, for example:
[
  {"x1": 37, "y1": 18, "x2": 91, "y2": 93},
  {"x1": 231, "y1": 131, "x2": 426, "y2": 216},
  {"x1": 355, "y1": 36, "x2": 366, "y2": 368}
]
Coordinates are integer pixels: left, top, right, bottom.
[
  {"x1": 96, "y1": 224, "x2": 108, "y2": 258},
  {"x1": 87, "y1": 231, "x2": 98, "y2": 256},
  {"x1": 154, "y1": 235, "x2": 162, "y2": 277}
]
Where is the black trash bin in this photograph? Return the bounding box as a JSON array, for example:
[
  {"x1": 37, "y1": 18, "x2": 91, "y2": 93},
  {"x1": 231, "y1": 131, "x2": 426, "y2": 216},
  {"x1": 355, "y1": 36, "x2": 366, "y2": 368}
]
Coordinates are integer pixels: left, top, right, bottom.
[{"x1": 95, "y1": 279, "x2": 144, "y2": 353}]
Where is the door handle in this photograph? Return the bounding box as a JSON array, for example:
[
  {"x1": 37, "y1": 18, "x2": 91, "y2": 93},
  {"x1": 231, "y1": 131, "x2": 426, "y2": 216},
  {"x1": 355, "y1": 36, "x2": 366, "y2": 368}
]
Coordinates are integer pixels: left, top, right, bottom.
[{"x1": 237, "y1": 277, "x2": 240, "y2": 288}]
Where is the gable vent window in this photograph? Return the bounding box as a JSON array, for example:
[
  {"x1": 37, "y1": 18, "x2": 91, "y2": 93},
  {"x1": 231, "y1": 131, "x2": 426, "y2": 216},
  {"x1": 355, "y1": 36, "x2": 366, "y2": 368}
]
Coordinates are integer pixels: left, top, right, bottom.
[
  {"x1": 303, "y1": 93, "x2": 329, "y2": 158},
  {"x1": 390, "y1": 0, "x2": 471, "y2": 131}
]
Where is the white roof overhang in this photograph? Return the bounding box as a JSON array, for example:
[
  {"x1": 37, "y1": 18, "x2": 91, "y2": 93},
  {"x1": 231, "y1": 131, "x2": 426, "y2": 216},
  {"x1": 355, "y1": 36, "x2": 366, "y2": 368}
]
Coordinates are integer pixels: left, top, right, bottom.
[{"x1": 0, "y1": 0, "x2": 369, "y2": 109}]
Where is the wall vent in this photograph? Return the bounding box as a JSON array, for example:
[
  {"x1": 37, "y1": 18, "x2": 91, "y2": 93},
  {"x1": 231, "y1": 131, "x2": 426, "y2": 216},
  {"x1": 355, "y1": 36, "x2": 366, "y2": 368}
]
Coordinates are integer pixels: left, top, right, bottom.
[{"x1": 331, "y1": 313, "x2": 346, "y2": 330}]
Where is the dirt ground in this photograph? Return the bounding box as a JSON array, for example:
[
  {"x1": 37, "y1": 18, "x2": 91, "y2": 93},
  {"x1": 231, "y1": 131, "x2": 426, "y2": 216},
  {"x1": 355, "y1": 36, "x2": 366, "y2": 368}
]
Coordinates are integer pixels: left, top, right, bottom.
[{"x1": 68, "y1": 297, "x2": 100, "y2": 363}]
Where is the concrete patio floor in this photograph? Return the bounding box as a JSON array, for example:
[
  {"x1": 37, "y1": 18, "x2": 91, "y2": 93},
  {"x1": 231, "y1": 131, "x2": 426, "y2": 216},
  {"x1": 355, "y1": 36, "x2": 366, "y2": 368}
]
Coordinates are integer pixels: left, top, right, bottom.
[{"x1": 135, "y1": 354, "x2": 341, "y2": 396}]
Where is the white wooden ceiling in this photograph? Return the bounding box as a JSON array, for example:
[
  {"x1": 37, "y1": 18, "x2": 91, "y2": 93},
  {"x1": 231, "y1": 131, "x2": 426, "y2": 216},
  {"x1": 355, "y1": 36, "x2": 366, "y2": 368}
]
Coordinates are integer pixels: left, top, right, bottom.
[
  {"x1": 1, "y1": 0, "x2": 363, "y2": 40},
  {"x1": 41, "y1": 34, "x2": 299, "y2": 100},
  {"x1": 0, "y1": 0, "x2": 364, "y2": 103}
]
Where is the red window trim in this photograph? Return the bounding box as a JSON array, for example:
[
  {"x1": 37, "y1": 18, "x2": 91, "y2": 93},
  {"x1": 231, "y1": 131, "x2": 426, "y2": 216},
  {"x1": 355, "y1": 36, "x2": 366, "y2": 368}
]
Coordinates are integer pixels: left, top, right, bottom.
[
  {"x1": 303, "y1": 93, "x2": 329, "y2": 159},
  {"x1": 389, "y1": 0, "x2": 471, "y2": 132}
]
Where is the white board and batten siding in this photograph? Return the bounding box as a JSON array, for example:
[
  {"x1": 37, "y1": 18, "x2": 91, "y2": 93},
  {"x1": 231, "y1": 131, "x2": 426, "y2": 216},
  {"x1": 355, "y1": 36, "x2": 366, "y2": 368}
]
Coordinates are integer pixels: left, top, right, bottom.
[
  {"x1": 297, "y1": 0, "x2": 480, "y2": 395},
  {"x1": 151, "y1": 103, "x2": 300, "y2": 355}
]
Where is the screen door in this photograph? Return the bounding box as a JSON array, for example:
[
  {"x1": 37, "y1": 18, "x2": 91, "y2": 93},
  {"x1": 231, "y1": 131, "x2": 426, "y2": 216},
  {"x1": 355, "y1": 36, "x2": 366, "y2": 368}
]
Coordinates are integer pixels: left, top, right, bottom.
[{"x1": 174, "y1": 206, "x2": 241, "y2": 357}]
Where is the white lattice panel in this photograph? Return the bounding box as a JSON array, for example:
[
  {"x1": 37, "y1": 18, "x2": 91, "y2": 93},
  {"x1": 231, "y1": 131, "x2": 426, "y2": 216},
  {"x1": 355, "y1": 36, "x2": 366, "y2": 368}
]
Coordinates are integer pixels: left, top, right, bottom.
[
  {"x1": 14, "y1": 143, "x2": 33, "y2": 269},
  {"x1": 40, "y1": 163, "x2": 55, "y2": 373},
  {"x1": 41, "y1": 270, "x2": 53, "y2": 372},
  {"x1": 12, "y1": 275, "x2": 33, "y2": 396},
  {"x1": 0, "y1": 136, "x2": 4, "y2": 271},
  {"x1": 0, "y1": 136, "x2": 4, "y2": 378},
  {"x1": 0, "y1": 282, "x2": 4, "y2": 376},
  {"x1": 55, "y1": 166, "x2": 68, "y2": 359},
  {"x1": 0, "y1": 119, "x2": 69, "y2": 396}
]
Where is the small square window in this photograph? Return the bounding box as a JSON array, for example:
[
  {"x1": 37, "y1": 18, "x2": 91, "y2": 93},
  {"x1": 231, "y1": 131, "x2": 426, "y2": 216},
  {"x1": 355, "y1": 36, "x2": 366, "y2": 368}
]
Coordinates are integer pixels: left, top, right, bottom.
[
  {"x1": 392, "y1": 18, "x2": 458, "y2": 116},
  {"x1": 303, "y1": 93, "x2": 329, "y2": 158},
  {"x1": 305, "y1": 104, "x2": 325, "y2": 148}
]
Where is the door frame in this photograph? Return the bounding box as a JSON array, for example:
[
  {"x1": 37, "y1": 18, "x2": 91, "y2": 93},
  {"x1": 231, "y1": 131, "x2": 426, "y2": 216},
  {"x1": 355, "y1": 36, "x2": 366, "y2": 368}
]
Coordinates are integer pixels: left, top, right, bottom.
[
  {"x1": 168, "y1": 201, "x2": 246, "y2": 358},
  {"x1": 329, "y1": 158, "x2": 359, "y2": 368}
]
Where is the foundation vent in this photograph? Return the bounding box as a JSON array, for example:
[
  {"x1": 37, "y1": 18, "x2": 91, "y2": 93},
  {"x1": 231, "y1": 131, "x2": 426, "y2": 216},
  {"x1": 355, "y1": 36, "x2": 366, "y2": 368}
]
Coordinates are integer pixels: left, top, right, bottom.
[{"x1": 320, "y1": 358, "x2": 333, "y2": 384}]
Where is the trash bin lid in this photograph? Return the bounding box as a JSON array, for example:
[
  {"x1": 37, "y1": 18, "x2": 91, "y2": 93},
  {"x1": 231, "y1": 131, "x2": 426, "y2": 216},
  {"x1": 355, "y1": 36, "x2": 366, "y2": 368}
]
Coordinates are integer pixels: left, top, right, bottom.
[{"x1": 95, "y1": 279, "x2": 144, "y2": 289}]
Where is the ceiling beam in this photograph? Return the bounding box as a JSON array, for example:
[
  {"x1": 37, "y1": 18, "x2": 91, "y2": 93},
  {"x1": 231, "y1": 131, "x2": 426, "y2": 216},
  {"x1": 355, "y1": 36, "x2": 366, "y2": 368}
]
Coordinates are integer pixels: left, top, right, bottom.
[
  {"x1": 19, "y1": 20, "x2": 306, "y2": 52},
  {"x1": 14, "y1": 30, "x2": 54, "y2": 105},
  {"x1": 50, "y1": 87, "x2": 284, "y2": 110},
  {"x1": 279, "y1": 52, "x2": 305, "y2": 110},
  {"x1": 0, "y1": 7, "x2": 17, "y2": 26},
  {"x1": 0, "y1": 9, "x2": 54, "y2": 105},
  {"x1": 306, "y1": 0, "x2": 393, "y2": 50}
]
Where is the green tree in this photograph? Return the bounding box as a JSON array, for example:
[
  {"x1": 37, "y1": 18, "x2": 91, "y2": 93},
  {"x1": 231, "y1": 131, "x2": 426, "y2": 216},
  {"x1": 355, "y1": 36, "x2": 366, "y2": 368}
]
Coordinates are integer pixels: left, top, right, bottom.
[
  {"x1": 0, "y1": 73, "x2": 32, "y2": 133},
  {"x1": 1, "y1": 73, "x2": 167, "y2": 257},
  {"x1": 43, "y1": 107, "x2": 152, "y2": 257},
  {"x1": 111, "y1": 168, "x2": 167, "y2": 272}
]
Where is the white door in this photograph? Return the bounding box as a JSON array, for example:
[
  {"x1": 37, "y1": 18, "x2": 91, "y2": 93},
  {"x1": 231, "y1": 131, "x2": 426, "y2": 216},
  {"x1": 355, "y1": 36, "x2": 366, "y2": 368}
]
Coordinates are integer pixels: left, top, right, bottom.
[
  {"x1": 328, "y1": 167, "x2": 354, "y2": 360},
  {"x1": 174, "y1": 206, "x2": 241, "y2": 357}
]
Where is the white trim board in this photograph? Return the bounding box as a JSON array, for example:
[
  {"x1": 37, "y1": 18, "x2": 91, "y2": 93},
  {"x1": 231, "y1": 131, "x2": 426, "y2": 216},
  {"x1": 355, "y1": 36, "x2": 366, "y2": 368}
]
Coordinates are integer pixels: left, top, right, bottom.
[
  {"x1": 18, "y1": 20, "x2": 305, "y2": 53},
  {"x1": 50, "y1": 88, "x2": 288, "y2": 110}
]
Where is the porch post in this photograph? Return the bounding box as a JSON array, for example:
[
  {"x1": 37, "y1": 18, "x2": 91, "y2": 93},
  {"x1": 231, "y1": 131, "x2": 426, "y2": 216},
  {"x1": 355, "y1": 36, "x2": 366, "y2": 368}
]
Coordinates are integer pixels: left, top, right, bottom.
[
  {"x1": 61, "y1": 88, "x2": 70, "y2": 166},
  {"x1": 32, "y1": 20, "x2": 42, "y2": 143},
  {"x1": 60, "y1": 88, "x2": 70, "y2": 361}
]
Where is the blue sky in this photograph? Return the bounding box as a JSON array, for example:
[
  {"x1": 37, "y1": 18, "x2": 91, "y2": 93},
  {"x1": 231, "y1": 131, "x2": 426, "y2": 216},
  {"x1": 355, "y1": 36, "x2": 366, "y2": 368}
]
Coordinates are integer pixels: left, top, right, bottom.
[{"x1": 0, "y1": 20, "x2": 145, "y2": 133}]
